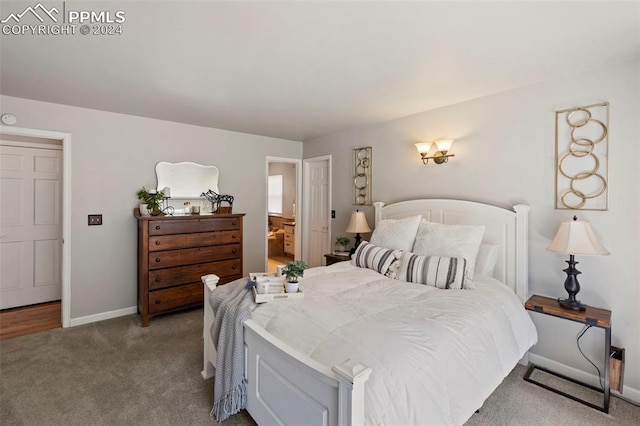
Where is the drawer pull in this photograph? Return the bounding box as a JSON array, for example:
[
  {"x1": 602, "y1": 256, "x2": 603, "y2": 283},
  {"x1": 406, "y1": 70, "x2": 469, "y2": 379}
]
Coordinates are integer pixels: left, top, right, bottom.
[
  {"x1": 232, "y1": 249, "x2": 238, "y2": 254},
  {"x1": 155, "y1": 225, "x2": 161, "y2": 230},
  {"x1": 232, "y1": 234, "x2": 237, "y2": 239},
  {"x1": 155, "y1": 299, "x2": 161, "y2": 304},
  {"x1": 232, "y1": 265, "x2": 237, "y2": 270},
  {"x1": 232, "y1": 221, "x2": 237, "y2": 226},
  {"x1": 155, "y1": 258, "x2": 161, "y2": 263},
  {"x1": 155, "y1": 277, "x2": 161, "y2": 282},
  {"x1": 155, "y1": 241, "x2": 160, "y2": 245}
]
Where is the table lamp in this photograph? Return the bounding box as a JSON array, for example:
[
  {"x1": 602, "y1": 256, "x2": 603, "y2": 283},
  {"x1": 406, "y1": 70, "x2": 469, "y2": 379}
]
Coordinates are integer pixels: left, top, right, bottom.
[
  {"x1": 345, "y1": 210, "x2": 371, "y2": 255},
  {"x1": 546, "y1": 216, "x2": 609, "y2": 311}
]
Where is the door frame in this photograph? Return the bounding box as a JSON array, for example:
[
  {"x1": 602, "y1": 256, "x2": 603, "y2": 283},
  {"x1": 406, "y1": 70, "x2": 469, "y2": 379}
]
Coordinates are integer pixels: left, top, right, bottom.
[
  {"x1": 265, "y1": 157, "x2": 302, "y2": 270},
  {"x1": 1, "y1": 125, "x2": 72, "y2": 327},
  {"x1": 302, "y1": 155, "x2": 332, "y2": 265}
]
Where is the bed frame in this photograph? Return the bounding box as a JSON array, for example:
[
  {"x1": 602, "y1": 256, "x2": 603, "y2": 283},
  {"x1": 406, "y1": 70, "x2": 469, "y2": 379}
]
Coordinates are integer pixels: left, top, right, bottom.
[{"x1": 203, "y1": 199, "x2": 530, "y2": 425}]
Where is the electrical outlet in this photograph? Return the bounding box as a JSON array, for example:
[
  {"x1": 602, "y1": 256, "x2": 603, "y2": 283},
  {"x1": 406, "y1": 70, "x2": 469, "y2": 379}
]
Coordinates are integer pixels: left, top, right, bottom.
[
  {"x1": 331, "y1": 210, "x2": 336, "y2": 218},
  {"x1": 88, "y1": 214, "x2": 103, "y2": 226}
]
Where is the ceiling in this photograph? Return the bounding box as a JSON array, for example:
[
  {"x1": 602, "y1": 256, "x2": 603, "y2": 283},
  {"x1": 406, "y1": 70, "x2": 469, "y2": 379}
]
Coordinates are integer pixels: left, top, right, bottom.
[{"x1": 1, "y1": 1, "x2": 638, "y2": 141}]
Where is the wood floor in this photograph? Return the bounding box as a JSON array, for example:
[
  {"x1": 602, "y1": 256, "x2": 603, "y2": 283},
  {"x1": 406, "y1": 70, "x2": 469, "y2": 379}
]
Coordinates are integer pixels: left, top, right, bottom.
[
  {"x1": 267, "y1": 255, "x2": 293, "y2": 273},
  {"x1": 0, "y1": 301, "x2": 61, "y2": 340}
]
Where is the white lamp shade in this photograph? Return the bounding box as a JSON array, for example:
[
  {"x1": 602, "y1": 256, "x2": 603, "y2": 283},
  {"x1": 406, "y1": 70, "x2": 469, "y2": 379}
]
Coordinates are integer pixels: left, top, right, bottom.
[
  {"x1": 546, "y1": 219, "x2": 610, "y2": 256},
  {"x1": 435, "y1": 139, "x2": 454, "y2": 151},
  {"x1": 345, "y1": 211, "x2": 371, "y2": 234},
  {"x1": 414, "y1": 142, "x2": 432, "y2": 154}
]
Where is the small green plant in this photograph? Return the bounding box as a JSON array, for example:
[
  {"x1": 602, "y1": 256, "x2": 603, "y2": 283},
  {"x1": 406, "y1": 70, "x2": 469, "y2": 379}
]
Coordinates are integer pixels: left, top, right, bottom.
[
  {"x1": 335, "y1": 236, "x2": 350, "y2": 247},
  {"x1": 282, "y1": 260, "x2": 307, "y2": 283},
  {"x1": 136, "y1": 187, "x2": 165, "y2": 213}
]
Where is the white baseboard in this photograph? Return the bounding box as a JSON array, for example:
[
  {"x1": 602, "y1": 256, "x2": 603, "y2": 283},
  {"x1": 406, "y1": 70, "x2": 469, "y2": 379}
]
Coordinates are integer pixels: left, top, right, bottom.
[
  {"x1": 68, "y1": 306, "x2": 137, "y2": 327},
  {"x1": 528, "y1": 352, "x2": 640, "y2": 404}
]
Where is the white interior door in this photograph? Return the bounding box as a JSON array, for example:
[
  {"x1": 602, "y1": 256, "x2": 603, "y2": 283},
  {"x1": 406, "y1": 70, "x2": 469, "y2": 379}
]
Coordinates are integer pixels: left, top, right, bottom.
[
  {"x1": 0, "y1": 144, "x2": 62, "y2": 309},
  {"x1": 302, "y1": 156, "x2": 331, "y2": 267}
]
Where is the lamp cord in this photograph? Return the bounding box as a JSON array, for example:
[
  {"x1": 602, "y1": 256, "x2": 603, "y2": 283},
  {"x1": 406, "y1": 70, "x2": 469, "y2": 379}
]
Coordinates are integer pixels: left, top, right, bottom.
[{"x1": 576, "y1": 325, "x2": 604, "y2": 390}]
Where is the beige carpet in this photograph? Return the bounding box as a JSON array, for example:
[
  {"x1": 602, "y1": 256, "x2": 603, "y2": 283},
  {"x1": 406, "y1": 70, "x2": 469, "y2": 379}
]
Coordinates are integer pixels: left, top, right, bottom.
[{"x1": 1, "y1": 308, "x2": 638, "y2": 425}]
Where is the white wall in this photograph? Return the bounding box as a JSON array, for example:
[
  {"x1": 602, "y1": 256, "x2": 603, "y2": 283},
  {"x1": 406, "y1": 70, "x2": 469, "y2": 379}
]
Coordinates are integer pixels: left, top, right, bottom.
[
  {"x1": 0, "y1": 95, "x2": 302, "y2": 320},
  {"x1": 269, "y1": 162, "x2": 296, "y2": 218},
  {"x1": 303, "y1": 59, "x2": 640, "y2": 398}
]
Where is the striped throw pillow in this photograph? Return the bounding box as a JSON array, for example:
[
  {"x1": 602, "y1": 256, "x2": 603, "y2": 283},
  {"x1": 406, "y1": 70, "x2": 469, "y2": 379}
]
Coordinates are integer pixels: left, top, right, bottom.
[
  {"x1": 351, "y1": 241, "x2": 399, "y2": 275},
  {"x1": 397, "y1": 252, "x2": 467, "y2": 289}
]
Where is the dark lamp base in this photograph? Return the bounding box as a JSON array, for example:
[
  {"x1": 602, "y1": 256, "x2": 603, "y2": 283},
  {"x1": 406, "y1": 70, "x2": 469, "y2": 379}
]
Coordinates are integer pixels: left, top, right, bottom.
[{"x1": 558, "y1": 298, "x2": 586, "y2": 311}]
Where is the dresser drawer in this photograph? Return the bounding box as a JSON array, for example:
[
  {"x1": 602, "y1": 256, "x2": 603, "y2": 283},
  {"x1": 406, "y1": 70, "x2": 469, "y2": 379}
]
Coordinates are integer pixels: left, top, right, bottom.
[
  {"x1": 284, "y1": 241, "x2": 294, "y2": 253},
  {"x1": 148, "y1": 244, "x2": 241, "y2": 270},
  {"x1": 149, "y1": 260, "x2": 241, "y2": 290},
  {"x1": 284, "y1": 233, "x2": 294, "y2": 242},
  {"x1": 149, "y1": 217, "x2": 241, "y2": 236},
  {"x1": 149, "y1": 230, "x2": 241, "y2": 252},
  {"x1": 148, "y1": 282, "x2": 203, "y2": 314}
]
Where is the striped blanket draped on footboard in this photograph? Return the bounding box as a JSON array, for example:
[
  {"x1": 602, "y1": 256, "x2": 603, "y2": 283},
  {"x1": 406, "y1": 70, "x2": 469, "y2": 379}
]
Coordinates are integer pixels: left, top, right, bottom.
[{"x1": 209, "y1": 279, "x2": 256, "y2": 421}]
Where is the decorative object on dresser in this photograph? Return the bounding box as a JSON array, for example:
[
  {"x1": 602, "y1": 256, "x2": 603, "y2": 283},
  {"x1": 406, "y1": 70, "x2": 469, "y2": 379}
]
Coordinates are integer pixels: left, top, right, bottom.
[
  {"x1": 546, "y1": 215, "x2": 609, "y2": 311},
  {"x1": 136, "y1": 187, "x2": 165, "y2": 216},
  {"x1": 345, "y1": 210, "x2": 371, "y2": 255},
  {"x1": 554, "y1": 102, "x2": 609, "y2": 210},
  {"x1": 353, "y1": 146, "x2": 372, "y2": 205},
  {"x1": 135, "y1": 210, "x2": 244, "y2": 326},
  {"x1": 201, "y1": 189, "x2": 234, "y2": 214},
  {"x1": 415, "y1": 139, "x2": 455, "y2": 164}
]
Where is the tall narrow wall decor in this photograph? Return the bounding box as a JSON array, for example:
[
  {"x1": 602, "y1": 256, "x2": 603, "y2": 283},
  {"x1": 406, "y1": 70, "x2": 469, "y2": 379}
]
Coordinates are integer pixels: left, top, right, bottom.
[
  {"x1": 353, "y1": 147, "x2": 372, "y2": 206},
  {"x1": 555, "y1": 102, "x2": 609, "y2": 210}
]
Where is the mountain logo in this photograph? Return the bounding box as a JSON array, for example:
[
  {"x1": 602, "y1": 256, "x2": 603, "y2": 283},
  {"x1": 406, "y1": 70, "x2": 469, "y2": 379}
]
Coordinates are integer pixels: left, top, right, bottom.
[{"x1": 1, "y1": 3, "x2": 59, "y2": 24}]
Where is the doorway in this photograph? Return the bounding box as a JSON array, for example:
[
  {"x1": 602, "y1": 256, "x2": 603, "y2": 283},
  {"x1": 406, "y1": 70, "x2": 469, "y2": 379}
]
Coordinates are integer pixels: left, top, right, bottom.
[
  {"x1": 0, "y1": 126, "x2": 71, "y2": 328},
  {"x1": 265, "y1": 157, "x2": 302, "y2": 273}
]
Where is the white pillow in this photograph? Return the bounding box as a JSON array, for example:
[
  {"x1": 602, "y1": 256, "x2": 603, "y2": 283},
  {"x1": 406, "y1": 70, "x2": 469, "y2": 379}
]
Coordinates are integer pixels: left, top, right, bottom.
[
  {"x1": 412, "y1": 220, "x2": 485, "y2": 285},
  {"x1": 370, "y1": 215, "x2": 422, "y2": 251},
  {"x1": 475, "y1": 243, "x2": 499, "y2": 277}
]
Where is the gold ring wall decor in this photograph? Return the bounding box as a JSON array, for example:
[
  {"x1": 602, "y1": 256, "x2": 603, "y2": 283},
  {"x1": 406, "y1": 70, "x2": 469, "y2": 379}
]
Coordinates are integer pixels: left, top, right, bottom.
[
  {"x1": 555, "y1": 102, "x2": 609, "y2": 210},
  {"x1": 353, "y1": 147, "x2": 372, "y2": 205}
]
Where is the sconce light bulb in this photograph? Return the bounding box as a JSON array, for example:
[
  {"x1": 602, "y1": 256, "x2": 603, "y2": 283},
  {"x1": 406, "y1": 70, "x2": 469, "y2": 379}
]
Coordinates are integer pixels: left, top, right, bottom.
[{"x1": 415, "y1": 142, "x2": 432, "y2": 154}]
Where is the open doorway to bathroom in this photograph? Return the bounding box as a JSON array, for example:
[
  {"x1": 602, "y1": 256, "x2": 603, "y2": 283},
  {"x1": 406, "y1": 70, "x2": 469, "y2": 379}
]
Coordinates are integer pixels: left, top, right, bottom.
[{"x1": 265, "y1": 157, "x2": 301, "y2": 274}]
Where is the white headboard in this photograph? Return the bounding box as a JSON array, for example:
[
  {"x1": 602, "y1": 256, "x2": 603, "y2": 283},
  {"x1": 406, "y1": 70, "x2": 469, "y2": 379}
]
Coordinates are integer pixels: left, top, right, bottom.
[{"x1": 373, "y1": 199, "x2": 530, "y2": 302}]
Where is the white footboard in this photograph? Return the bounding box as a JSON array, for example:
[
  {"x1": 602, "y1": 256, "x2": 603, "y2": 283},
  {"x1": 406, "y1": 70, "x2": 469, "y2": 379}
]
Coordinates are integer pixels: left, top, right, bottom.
[
  {"x1": 203, "y1": 280, "x2": 372, "y2": 425},
  {"x1": 244, "y1": 319, "x2": 371, "y2": 426},
  {"x1": 202, "y1": 278, "x2": 218, "y2": 380}
]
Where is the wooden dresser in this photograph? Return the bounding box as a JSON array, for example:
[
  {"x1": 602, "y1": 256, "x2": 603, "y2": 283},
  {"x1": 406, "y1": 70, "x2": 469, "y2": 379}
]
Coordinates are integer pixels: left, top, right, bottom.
[{"x1": 135, "y1": 210, "x2": 244, "y2": 326}]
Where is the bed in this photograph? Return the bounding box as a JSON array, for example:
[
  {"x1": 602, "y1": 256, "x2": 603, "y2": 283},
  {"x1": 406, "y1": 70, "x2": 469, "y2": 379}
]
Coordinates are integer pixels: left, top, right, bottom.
[{"x1": 202, "y1": 199, "x2": 537, "y2": 425}]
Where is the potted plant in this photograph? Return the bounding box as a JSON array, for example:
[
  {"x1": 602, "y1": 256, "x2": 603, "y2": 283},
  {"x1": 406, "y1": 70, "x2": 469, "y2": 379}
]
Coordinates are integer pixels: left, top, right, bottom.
[
  {"x1": 137, "y1": 187, "x2": 164, "y2": 216},
  {"x1": 281, "y1": 260, "x2": 307, "y2": 293},
  {"x1": 335, "y1": 236, "x2": 350, "y2": 253}
]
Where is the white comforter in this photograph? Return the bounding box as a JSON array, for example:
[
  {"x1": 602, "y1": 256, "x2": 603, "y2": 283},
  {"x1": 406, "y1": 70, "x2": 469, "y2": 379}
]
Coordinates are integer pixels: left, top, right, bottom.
[{"x1": 250, "y1": 262, "x2": 538, "y2": 426}]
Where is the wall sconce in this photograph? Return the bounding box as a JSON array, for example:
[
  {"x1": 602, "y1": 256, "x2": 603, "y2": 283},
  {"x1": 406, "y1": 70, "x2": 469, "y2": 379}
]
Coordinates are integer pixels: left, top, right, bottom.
[{"x1": 415, "y1": 139, "x2": 455, "y2": 164}]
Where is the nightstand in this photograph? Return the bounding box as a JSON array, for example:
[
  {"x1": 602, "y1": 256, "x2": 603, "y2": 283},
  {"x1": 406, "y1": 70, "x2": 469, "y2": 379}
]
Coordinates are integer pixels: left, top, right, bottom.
[
  {"x1": 524, "y1": 294, "x2": 612, "y2": 413},
  {"x1": 324, "y1": 253, "x2": 350, "y2": 266}
]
